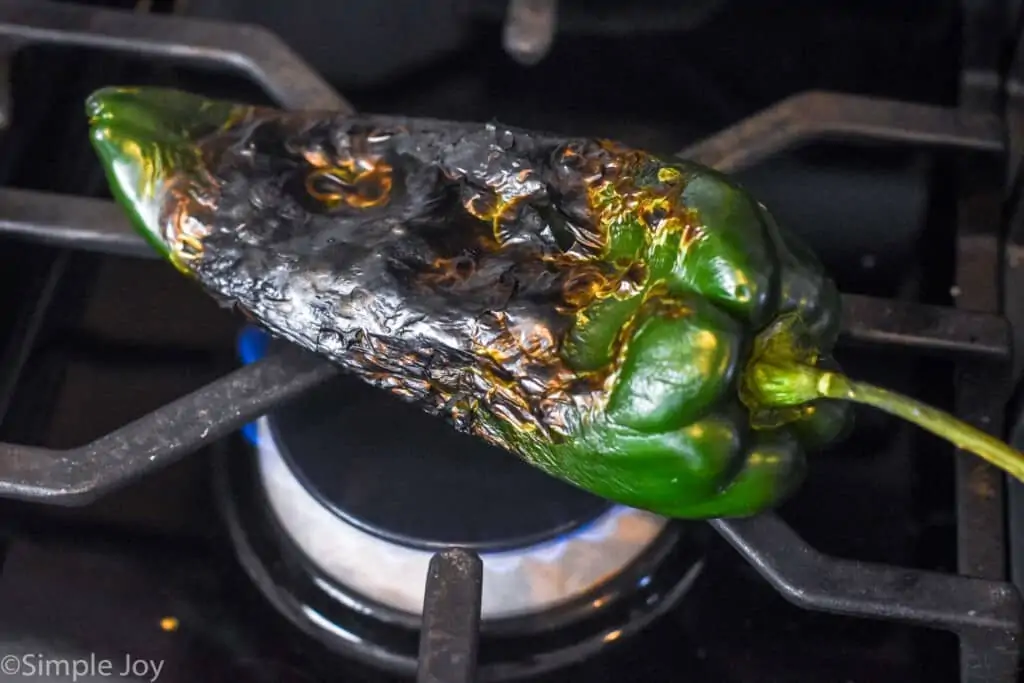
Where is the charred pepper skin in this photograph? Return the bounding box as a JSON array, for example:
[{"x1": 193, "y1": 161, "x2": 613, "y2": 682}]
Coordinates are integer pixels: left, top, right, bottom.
[{"x1": 87, "y1": 86, "x2": 853, "y2": 519}]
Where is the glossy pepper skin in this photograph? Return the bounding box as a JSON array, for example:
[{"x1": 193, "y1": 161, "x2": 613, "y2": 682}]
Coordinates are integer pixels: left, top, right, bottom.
[{"x1": 86, "y1": 86, "x2": 856, "y2": 519}]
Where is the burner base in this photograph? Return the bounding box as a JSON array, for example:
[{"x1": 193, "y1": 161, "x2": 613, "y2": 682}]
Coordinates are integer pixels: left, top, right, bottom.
[{"x1": 214, "y1": 436, "x2": 705, "y2": 680}]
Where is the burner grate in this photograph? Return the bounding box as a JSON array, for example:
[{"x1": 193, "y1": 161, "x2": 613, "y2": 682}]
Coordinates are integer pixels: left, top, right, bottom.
[{"x1": 0, "y1": 2, "x2": 1019, "y2": 682}]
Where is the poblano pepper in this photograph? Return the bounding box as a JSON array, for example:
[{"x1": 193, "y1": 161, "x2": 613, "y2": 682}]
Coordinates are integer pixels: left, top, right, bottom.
[{"x1": 86, "y1": 86, "x2": 1024, "y2": 519}]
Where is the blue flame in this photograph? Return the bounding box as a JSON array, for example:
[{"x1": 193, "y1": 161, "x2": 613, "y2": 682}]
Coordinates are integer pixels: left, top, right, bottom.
[{"x1": 237, "y1": 326, "x2": 271, "y2": 445}]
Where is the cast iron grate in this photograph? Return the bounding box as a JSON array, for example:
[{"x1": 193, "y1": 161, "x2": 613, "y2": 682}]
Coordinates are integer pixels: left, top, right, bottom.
[{"x1": 0, "y1": 2, "x2": 1019, "y2": 683}]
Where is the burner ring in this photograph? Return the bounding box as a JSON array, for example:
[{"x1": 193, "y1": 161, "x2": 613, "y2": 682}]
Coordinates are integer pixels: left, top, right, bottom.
[
  {"x1": 215, "y1": 431, "x2": 706, "y2": 680},
  {"x1": 257, "y1": 415, "x2": 672, "y2": 620},
  {"x1": 237, "y1": 327, "x2": 678, "y2": 620}
]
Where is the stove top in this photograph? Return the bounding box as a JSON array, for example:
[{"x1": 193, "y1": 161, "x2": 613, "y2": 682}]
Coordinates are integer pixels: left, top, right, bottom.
[{"x1": 0, "y1": 1, "x2": 1019, "y2": 682}]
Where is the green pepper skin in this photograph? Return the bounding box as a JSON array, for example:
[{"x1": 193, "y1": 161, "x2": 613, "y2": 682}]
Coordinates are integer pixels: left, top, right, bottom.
[
  {"x1": 86, "y1": 87, "x2": 852, "y2": 519},
  {"x1": 489, "y1": 161, "x2": 851, "y2": 517}
]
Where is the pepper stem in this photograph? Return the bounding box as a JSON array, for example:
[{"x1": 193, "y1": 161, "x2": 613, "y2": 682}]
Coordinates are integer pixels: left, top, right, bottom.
[
  {"x1": 821, "y1": 373, "x2": 1024, "y2": 480},
  {"x1": 740, "y1": 315, "x2": 1024, "y2": 482}
]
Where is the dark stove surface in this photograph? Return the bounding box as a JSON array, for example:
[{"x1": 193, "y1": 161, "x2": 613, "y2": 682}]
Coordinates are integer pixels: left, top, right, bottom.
[
  {"x1": 0, "y1": 515, "x2": 955, "y2": 683},
  {"x1": 0, "y1": 1, "x2": 1015, "y2": 682}
]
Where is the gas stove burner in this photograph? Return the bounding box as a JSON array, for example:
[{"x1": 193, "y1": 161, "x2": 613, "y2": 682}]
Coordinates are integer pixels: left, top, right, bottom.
[
  {"x1": 237, "y1": 326, "x2": 674, "y2": 619},
  {"x1": 215, "y1": 327, "x2": 705, "y2": 678}
]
